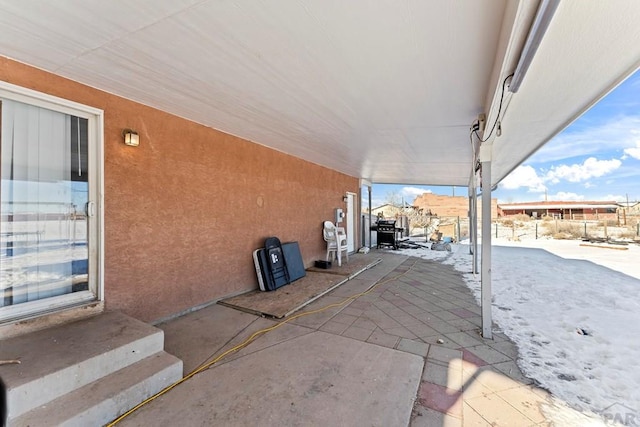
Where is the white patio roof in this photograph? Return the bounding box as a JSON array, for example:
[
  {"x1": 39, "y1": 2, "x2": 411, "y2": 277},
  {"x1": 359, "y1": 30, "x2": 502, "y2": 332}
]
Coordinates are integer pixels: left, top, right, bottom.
[{"x1": 0, "y1": 1, "x2": 639, "y2": 187}]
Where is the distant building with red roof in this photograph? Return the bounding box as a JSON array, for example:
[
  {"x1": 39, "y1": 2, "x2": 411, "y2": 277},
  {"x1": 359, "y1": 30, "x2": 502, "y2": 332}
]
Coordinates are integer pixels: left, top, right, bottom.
[{"x1": 498, "y1": 200, "x2": 618, "y2": 220}]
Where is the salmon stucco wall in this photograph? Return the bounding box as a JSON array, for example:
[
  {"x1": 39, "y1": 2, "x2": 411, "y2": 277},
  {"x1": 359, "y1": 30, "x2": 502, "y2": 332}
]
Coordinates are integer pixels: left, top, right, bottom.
[{"x1": 0, "y1": 57, "x2": 359, "y2": 322}]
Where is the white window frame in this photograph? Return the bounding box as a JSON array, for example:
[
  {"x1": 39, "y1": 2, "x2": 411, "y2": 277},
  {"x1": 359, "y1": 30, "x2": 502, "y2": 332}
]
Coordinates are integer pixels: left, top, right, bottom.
[{"x1": 0, "y1": 81, "x2": 104, "y2": 323}]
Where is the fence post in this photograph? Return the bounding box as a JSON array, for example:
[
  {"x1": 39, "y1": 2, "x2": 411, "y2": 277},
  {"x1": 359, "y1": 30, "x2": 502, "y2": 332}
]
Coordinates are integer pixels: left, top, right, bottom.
[
  {"x1": 495, "y1": 223, "x2": 498, "y2": 238},
  {"x1": 456, "y1": 216, "x2": 461, "y2": 242},
  {"x1": 535, "y1": 223, "x2": 538, "y2": 240},
  {"x1": 584, "y1": 221, "x2": 587, "y2": 239}
]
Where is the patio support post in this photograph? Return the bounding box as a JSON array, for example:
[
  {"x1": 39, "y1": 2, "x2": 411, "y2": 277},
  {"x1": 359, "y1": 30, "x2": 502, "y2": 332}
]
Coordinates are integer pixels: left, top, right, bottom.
[
  {"x1": 474, "y1": 191, "x2": 479, "y2": 274},
  {"x1": 469, "y1": 182, "x2": 479, "y2": 274},
  {"x1": 480, "y1": 143, "x2": 493, "y2": 339},
  {"x1": 468, "y1": 186, "x2": 473, "y2": 255},
  {"x1": 368, "y1": 185, "x2": 372, "y2": 249}
]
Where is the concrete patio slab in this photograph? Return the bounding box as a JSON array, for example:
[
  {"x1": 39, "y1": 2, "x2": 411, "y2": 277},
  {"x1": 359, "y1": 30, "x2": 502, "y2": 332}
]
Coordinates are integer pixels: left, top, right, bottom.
[
  {"x1": 159, "y1": 304, "x2": 257, "y2": 375},
  {"x1": 204, "y1": 317, "x2": 314, "y2": 369},
  {"x1": 119, "y1": 331, "x2": 423, "y2": 426},
  {"x1": 111, "y1": 252, "x2": 567, "y2": 426}
]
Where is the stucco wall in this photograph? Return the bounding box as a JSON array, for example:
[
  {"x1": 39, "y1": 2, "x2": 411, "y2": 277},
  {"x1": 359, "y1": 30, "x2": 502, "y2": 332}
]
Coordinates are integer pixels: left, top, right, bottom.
[{"x1": 0, "y1": 57, "x2": 359, "y2": 322}]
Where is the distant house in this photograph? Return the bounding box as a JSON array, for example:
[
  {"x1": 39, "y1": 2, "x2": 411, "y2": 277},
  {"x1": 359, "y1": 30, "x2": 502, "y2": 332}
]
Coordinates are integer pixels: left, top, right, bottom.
[
  {"x1": 498, "y1": 201, "x2": 618, "y2": 220},
  {"x1": 367, "y1": 203, "x2": 415, "y2": 220},
  {"x1": 619, "y1": 201, "x2": 640, "y2": 215},
  {"x1": 617, "y1": 201, "x2": 640, "y2": 225}
]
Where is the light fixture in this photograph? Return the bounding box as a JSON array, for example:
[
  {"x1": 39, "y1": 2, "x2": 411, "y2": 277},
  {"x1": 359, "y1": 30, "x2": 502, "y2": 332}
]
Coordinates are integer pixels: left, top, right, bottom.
[
  {"x1": 343, "y1": 195, "x2": 348, "y2": 202},
  {"x1": 509, "y1": 0, "x2": 560, "y2": 93},
  {"x1": 123, "y1": 129, "x2": 139, "y2": 147}
]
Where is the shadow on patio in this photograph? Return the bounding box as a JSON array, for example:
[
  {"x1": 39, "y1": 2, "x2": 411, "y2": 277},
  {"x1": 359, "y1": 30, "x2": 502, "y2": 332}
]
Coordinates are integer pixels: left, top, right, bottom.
[{"x1": 113, "y1": 252, "x2": 586, "y2": 426}]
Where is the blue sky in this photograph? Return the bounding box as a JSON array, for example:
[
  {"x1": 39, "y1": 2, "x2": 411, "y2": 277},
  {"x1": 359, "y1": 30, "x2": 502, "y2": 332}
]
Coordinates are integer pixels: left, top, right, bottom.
[{"x1": 367, "y1": 69, "x2": 640, "y2": 208}]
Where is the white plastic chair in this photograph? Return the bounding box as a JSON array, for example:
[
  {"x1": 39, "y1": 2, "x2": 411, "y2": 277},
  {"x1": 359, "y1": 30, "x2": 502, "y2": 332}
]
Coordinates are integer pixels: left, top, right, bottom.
[{"x1": 323, "y1": 220, "x2": 348, "y2": 266}]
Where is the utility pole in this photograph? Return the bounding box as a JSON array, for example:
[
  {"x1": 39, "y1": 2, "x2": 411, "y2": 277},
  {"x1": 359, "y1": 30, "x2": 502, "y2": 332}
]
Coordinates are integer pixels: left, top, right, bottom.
[{"x1": 625, "y1": 193, "x2": 630, "y2": 226}]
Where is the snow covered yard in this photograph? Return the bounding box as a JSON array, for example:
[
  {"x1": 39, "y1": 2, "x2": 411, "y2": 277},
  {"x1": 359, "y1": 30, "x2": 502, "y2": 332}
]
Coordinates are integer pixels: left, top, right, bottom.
[{"x1": 398, "y1": 238, "x2": 640, "y2": 424}]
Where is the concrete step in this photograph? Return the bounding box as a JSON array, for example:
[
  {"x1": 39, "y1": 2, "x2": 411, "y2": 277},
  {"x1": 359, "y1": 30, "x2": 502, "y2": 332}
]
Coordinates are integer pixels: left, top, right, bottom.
[
  {"x1": 0, "y1": 311, "x2": 166, "y2": 420},
  {"x1": 11, "y1": 351, "x2": 183, "y2": 427}
]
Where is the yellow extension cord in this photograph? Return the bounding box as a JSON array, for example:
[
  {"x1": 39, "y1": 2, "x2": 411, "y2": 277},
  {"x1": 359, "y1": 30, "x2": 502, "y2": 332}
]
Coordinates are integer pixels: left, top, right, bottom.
[{"x1": 106, "y1": 259, "x2": 418, "y2": 426}]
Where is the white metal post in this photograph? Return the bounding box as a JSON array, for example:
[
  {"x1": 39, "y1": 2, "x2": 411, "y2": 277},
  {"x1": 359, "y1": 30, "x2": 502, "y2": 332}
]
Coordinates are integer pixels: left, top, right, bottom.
[
  {"x1": 368, "y1": 185, "x2": 372, "y2": 248},
  {"x1": 469, "y1": 181, "x2": 479, "y2": 274},
  {"x1": 473, "y1": 187, "x2": 479, "y2": 274},
  {"x1": 468, "y1": 188, "x2": 473, "y2": 255},
  {"x1": 480, "y1": 143, "x2": 493, "y2": 339}
]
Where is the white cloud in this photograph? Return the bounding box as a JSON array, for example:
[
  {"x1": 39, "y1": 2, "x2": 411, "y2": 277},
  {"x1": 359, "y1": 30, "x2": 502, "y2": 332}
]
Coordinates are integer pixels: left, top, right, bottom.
[
  {"x1": 401, "y1": 186, "x2": 431, "y2": 199},
  {"x1": 540, "y1": 192, "x2": 585, "y2": 201},
  {"x1": 371, "y1": 198, "x2": 386, "y2": 208},
  {"x1": 531, "y1": 116, "x2": 640, "y2": 163},
  {"x1": 500, "y1": 165, "x2": 546, "y2": 192},
  {"x1": 623, "y1": 140, "x2": 640, "y2": 160},
  {"x1": 602, "y1": 194, "x2": 626, "y2": 203},
  {"x1": 500, "y1": 157, "x2": 624, "y2": 201},
  {"x1": 545, "y1": 157, "x2": 621, "y2": 184}
]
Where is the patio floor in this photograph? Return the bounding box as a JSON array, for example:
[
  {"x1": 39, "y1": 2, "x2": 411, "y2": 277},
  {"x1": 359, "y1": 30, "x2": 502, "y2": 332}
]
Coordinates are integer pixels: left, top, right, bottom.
[{"x1": 116, "y1": 251, "x2": 557, "y2": 426}]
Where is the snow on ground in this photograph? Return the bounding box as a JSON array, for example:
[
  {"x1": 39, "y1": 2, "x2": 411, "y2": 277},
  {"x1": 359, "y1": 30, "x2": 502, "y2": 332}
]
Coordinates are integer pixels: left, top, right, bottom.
[{"x1": 398, "y1": 237, "x2": 640, "y2": 423}]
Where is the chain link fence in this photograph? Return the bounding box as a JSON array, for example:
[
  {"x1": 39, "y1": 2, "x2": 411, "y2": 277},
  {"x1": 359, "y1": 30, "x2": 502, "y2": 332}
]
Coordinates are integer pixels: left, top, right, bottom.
[{"x1": 489, "y1": 215, "x2": 640, "y2": 241}]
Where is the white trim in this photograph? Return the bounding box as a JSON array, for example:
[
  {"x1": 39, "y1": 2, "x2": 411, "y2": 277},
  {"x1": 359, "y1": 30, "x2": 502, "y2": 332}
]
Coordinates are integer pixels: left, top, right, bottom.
[
  {"x1": 98, "y1": 112, "x2": 105, "y2": 302},
  {"x1": 0, "y1": 291, "x2": 95, "y2": 323},
  {"x1": 0, "y1": 81, "x2": 103, "y2": 117},
  {"x1": 346, "y1": 192, "x2": 357, "y2": 253},
  {"x1": 0, "y1": 81, "x2": 105, "y2": 322}
]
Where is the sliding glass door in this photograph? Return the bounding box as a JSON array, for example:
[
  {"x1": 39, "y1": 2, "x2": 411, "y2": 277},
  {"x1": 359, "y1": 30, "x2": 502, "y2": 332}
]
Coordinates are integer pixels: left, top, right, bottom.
[{"x1": 0, "y1": 87, "x2": 102, "y2": 322}]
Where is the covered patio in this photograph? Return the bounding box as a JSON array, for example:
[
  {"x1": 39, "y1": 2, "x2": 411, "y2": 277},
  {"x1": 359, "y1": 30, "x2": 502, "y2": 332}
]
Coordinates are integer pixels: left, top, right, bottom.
[
  {"x1": 1, "y1": 0, "x2": 638, "y2": 334},
  {"x1": 1, "y1": 1, "x2": 640, "y2": 425}
]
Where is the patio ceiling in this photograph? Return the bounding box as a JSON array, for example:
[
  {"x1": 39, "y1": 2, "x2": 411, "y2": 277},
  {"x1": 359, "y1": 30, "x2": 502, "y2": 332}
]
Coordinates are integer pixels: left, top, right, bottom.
[{"x1": 0, "y1": 1, "x2": 639, "y2": 187}]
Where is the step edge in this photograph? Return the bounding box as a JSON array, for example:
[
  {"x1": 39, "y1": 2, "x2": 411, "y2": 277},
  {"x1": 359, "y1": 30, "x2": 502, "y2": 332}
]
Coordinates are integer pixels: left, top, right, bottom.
[
  {"x1": 5, "y1": 331, "x2": 166, "y2": 419},
  {"x1": 0, "y1": 312, "x2": 164, "y2": 385},
  {"x1": 9, "y1": 352, "x2": 183, "y2": 427}
]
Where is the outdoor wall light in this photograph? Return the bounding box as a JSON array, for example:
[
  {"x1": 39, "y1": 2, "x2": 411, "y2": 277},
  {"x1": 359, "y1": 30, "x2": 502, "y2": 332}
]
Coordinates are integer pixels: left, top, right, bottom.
[
  {"x1": 343, "y1": 195, "x2": 348, "y2": 202},
  {"x1": 123, "y1": 129, "x2": 139, "y2": 147}
]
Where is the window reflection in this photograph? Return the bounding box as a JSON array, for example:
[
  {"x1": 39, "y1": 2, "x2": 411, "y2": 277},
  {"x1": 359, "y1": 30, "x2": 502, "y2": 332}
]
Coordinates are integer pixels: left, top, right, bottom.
[{"x1": 1, "y1": 100, "x2": 89, "y2": 307}]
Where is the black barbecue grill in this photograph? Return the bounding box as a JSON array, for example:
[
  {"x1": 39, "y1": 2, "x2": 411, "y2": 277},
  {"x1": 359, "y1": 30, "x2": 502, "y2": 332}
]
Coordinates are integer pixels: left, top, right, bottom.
[{"x1": 376, "y1": 219, "x2": 398, "y2": 250}]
